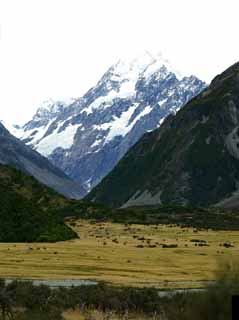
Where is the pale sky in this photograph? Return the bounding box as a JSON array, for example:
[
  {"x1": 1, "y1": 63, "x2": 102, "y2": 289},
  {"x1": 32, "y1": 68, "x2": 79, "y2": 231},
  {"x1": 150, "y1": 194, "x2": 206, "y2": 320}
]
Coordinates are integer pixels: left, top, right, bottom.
[{"x1": 0, "y1": 0, "x2": 239, "y2": 125}]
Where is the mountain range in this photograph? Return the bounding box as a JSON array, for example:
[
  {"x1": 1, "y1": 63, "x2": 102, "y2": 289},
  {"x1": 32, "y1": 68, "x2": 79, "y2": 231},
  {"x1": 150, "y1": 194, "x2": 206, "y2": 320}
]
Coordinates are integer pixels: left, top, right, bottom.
[
  {"x1": 87, "y1": 62, "x2": 239, "y2": 208},
  {"x1": 1, "y1": 54, "x2": 239, "y2": 240},
  {"x1": 8, "y1": 52, "x2": 206, "y2": 192}
]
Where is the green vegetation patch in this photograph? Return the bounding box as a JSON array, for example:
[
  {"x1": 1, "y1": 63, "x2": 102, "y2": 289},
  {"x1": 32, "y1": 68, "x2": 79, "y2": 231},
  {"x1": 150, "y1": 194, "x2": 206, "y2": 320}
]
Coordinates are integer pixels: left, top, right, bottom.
[{"x1": 0, "y1": 164, "x2": 77, "y2": 242}]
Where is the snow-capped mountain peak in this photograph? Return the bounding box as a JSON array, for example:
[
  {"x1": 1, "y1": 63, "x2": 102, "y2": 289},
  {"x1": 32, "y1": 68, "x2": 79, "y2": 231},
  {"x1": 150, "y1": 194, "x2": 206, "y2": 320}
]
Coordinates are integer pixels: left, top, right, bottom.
[
  {"x1": 7, "y1": 52, "x2": 207, "y2": 192},
  {"x1": 111, "y1": 51, "x2": 183, "y2": 83},
  {"x1": 80, "y1": 51, "x2": 184, "y2": 116}
]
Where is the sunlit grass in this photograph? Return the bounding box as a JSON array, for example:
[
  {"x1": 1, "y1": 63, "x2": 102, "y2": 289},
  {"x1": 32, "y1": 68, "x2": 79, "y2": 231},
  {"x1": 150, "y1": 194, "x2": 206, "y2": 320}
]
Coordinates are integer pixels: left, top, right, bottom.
[{"x1": 0, "y1": 219, "x2": 238, "y2": 288}]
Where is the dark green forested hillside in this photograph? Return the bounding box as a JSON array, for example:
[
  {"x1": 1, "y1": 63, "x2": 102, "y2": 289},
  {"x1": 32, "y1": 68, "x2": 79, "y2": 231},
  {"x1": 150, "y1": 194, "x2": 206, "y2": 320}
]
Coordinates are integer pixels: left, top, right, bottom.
[{"x1": 0, "y1": 164, "x2": 76, "y2": 242}]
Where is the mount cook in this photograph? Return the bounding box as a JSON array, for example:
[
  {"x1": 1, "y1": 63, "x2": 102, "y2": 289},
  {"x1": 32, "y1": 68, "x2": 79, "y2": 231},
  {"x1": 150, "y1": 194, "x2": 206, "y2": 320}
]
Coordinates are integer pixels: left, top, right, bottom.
[{"x1": 8, "y1": 52, "x2": 206, "y2": 193}]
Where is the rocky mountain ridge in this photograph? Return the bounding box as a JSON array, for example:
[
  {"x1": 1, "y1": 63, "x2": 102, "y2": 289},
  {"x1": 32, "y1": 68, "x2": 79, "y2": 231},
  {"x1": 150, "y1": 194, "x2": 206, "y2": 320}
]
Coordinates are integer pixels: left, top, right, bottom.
[{"x1": 0, "y1": 121, "x2": 85, "y2": 198}]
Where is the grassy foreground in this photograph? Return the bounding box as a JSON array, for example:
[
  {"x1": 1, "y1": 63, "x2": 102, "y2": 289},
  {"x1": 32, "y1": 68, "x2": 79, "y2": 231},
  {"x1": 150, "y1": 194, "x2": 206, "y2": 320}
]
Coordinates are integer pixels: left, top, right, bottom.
[
  {"x1": 0, "y1": 261, "x2": 238, "y2": 320},
  {"x1": 0, "y1": 219, "x2": 238, "y2": 288}
]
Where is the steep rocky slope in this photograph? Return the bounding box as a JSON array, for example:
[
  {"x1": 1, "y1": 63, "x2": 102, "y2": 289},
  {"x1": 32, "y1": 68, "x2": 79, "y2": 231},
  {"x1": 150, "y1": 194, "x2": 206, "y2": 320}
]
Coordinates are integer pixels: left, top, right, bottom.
[
  {"x1": 9, "y1": 52, "x2": 206, "y2": 192},
  {"x1": 87, "y1": 62, "x2": 239, "y2": 208},
  {"x1": 0, "y1": 121, "x2": 84, "y2": 198}
]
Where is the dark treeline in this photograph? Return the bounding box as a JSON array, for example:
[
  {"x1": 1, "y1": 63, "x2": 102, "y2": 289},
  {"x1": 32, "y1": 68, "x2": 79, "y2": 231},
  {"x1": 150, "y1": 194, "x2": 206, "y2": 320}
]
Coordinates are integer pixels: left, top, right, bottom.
[{"x1": 62, "y1": 201, "x2": 239, "y2": 231}]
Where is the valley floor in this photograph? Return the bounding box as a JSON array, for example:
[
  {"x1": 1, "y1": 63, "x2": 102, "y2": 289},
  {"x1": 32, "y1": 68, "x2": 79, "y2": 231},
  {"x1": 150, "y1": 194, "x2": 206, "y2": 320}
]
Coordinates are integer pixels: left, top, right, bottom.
[{"x1": 0, "y1": 219, "x2": 238, "y2": 288}]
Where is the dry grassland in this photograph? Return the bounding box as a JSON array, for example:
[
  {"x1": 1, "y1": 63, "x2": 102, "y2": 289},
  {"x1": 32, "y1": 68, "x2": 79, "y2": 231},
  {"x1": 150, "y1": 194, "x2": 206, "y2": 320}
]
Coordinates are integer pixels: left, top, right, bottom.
[{"x1": 0, "y1": 219, "x2": 238, "y2": 288}]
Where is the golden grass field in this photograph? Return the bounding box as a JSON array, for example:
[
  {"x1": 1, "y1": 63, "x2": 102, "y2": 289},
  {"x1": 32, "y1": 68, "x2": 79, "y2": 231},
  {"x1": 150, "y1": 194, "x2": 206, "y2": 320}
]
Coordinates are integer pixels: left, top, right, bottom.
[{"x1": 0, "y1": 219, "x2": 238, "y2": 288}]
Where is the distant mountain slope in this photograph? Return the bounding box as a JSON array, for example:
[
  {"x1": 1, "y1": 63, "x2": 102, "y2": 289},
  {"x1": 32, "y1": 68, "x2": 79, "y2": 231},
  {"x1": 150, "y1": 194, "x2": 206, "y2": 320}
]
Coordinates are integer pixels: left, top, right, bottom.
[
  {"x1": 0, "y1": 164, "x2": 76, "y2": 242},
  {"x1": 87, "y1": 62, "x2": 239, "y2": 208},
  {"x1": 0, "y1": 121, "x2": 85, "y2": 198},
  {"x1": 9, "y1": 52, "x2": 206, "y2": 192}
]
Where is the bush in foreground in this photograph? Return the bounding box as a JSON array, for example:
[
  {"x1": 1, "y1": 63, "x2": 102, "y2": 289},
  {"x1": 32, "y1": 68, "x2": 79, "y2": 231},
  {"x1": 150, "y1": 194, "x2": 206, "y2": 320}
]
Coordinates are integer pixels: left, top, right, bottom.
[{"x1": 0, "y1": 260, "x2": 238, "y2": 319}]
